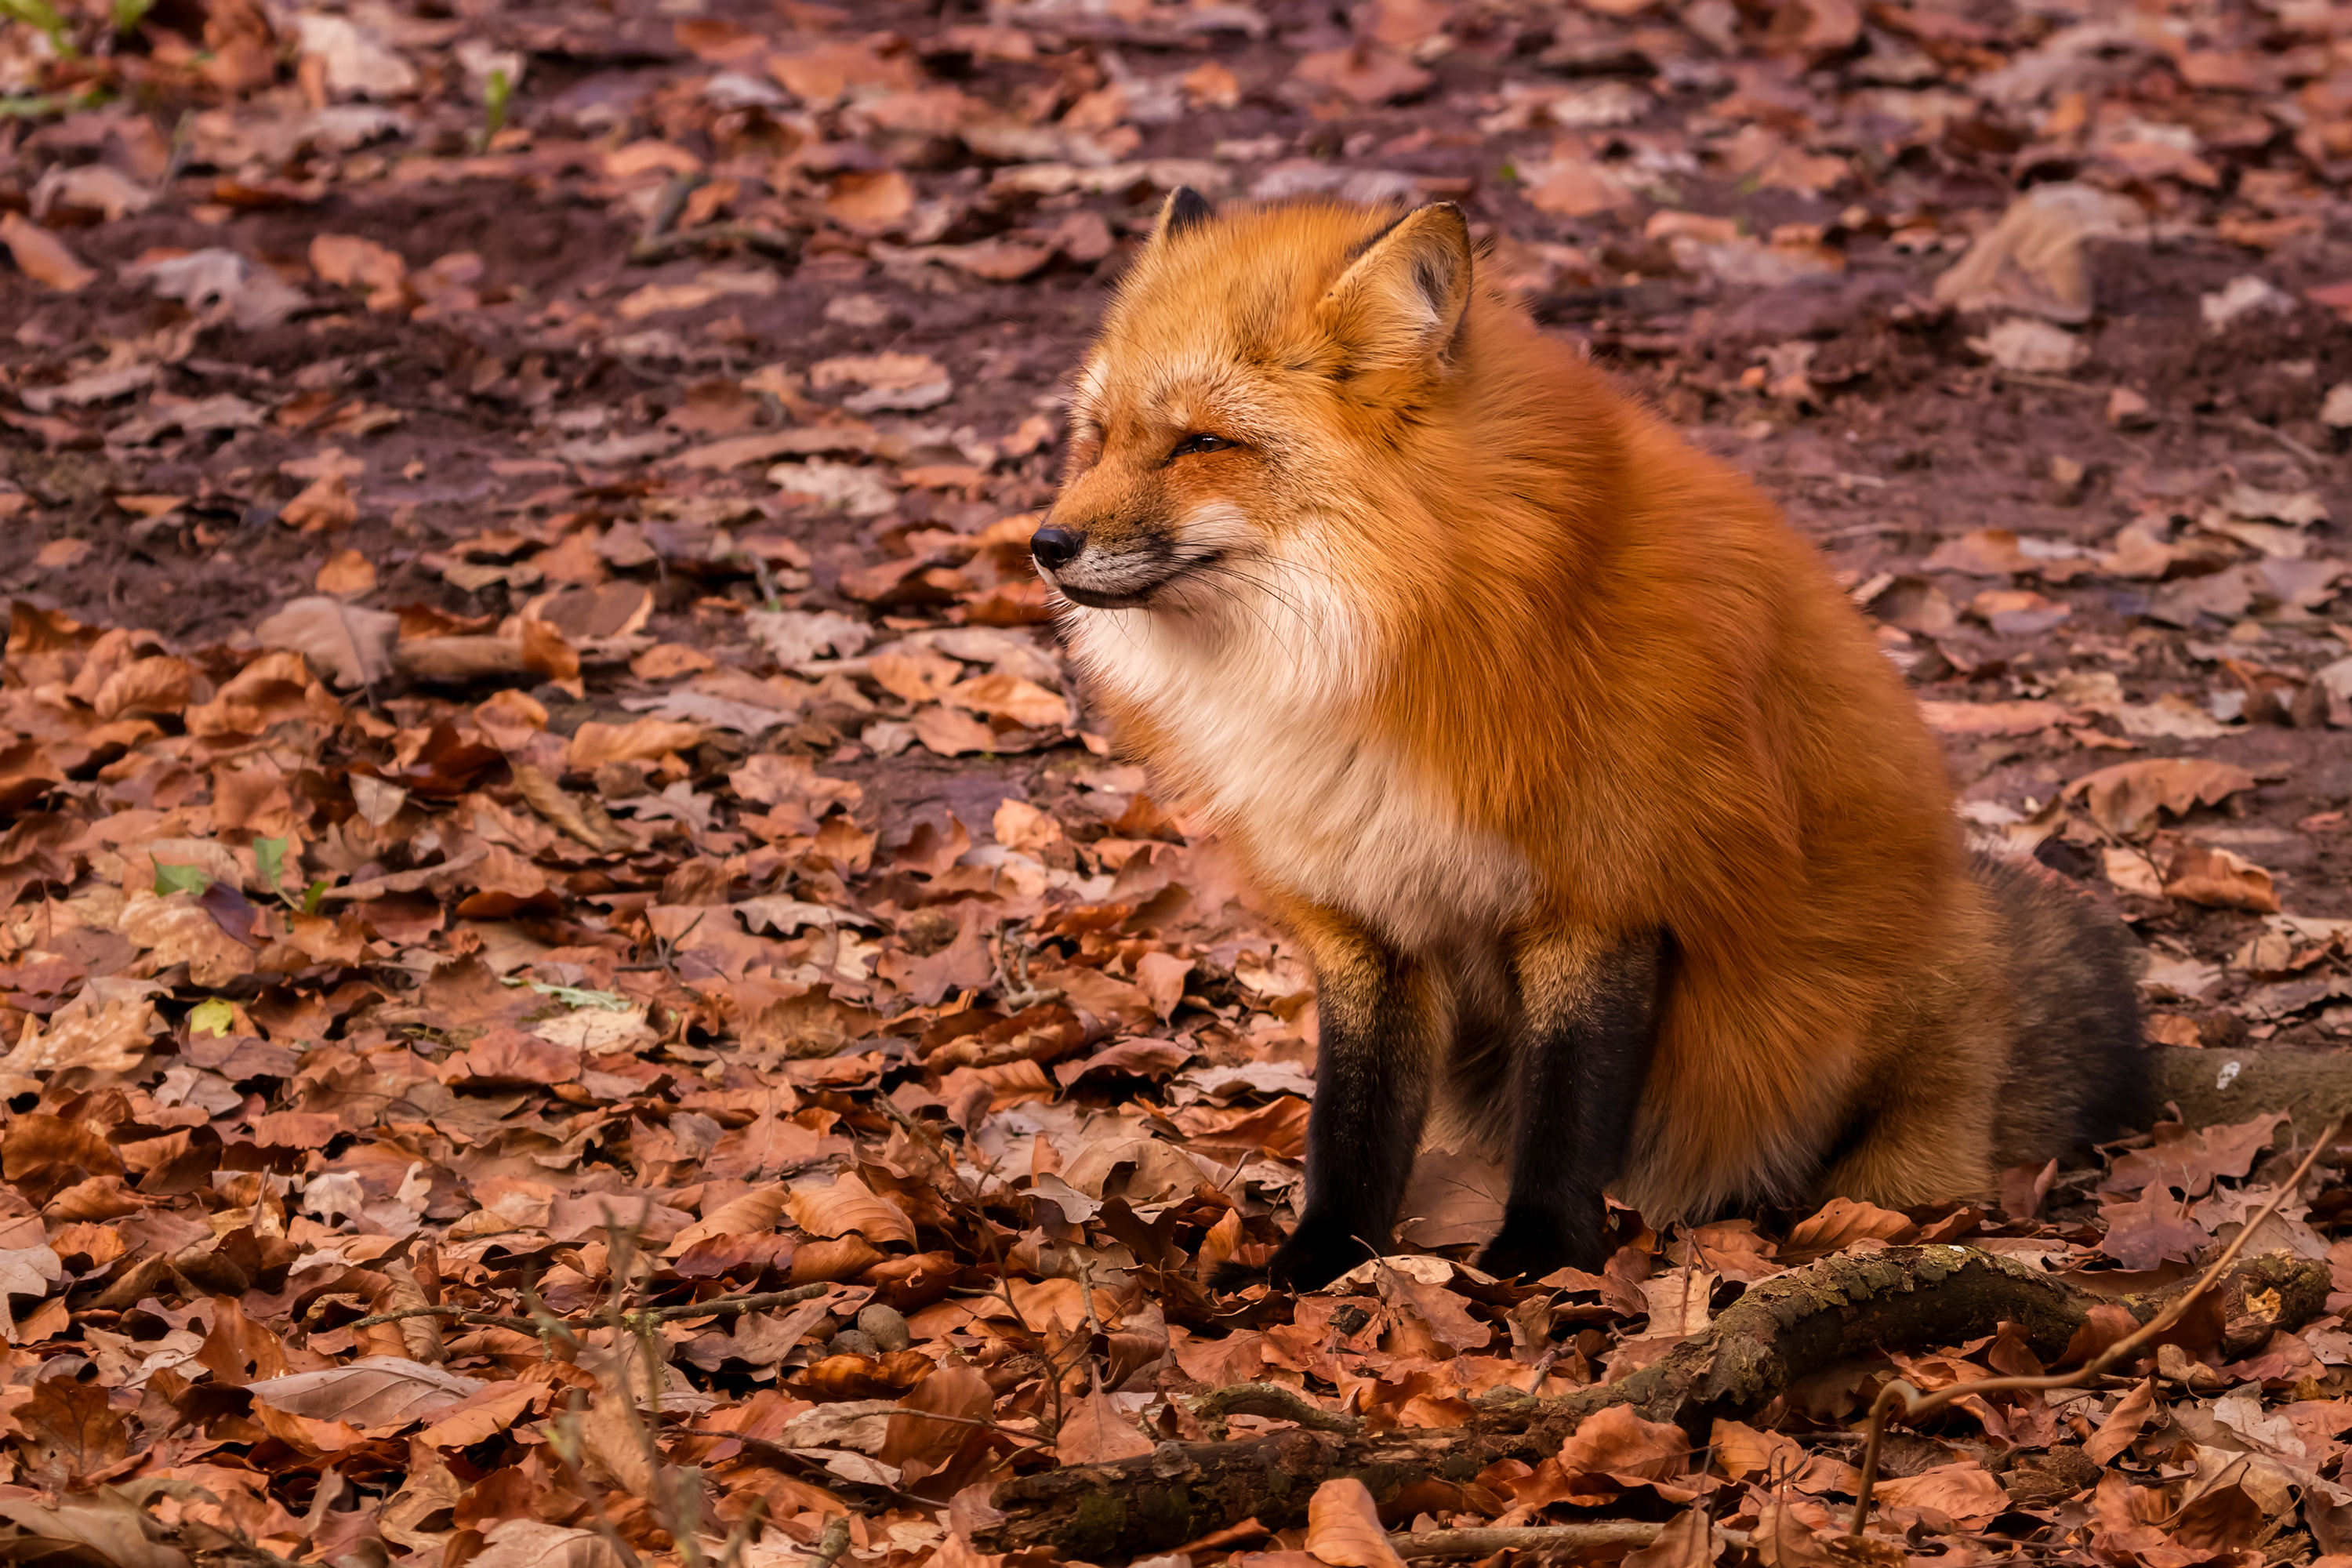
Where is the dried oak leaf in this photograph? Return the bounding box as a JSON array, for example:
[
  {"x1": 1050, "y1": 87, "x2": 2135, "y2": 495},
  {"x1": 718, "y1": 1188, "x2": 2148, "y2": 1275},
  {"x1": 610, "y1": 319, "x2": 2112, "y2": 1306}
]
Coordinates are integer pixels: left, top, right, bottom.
[
  {"x1": 2066, "y1": 758, "x2": 2263, "y2": 837},
  {"x1": 1777, "y1": 1196, "x2": 1915, "y2": 1265},
  {"x1": 1557, "y1": 1403, "x2": 1692, "y2": 1490},
  {"x1": 463, "y1": 1520, "x2": 626, "y2": 1568},
  {"x1": 0, "y1": 1494, "x2": 187, "y2": 1568},
  {"x1": 1290, "y1": 43, "x2": 1433, "y2": 106},
  {"x1": 1054, "y1": 1379, "x2": 1156, "y2": 1468},
  {"x1": 248, "y1": 1355, "x2": 485, "y2": 1427},
  {"x1": 788, "y1": 1173, "x2": 915, "y2": 1247},
  {"x1": 1305, "y1": 1476, "x2": 1407, "y2": 1568},
  {"x1": 1624, "y1": 1509, "x2": 1722, "y2": 1568},
  {"x1": 1873, "y1": 1461, "x2": 2012, "y2": 1522},
  {"x1": 0, "y1": 214, "x2": 96, "y2": 292},
  {"x1": 665, "y1": 1184, "x2": 790, "y2": 1256},
  {"x1": 0, "y1": 996, "x2": 153, "y2": 1076},
  {"x1": 2099, "y1": 1186, "x2": 2209, "y2": 1270},
  {"x1": 2162, "y1": 842, "x2": 2280, "y2": 913},
  {"x1": 252, "y1": 596, "x2": 399, "y2": 688},
  {"x1": 2085, "y1": 1377, "x2": 2157, "y2": 1464}
]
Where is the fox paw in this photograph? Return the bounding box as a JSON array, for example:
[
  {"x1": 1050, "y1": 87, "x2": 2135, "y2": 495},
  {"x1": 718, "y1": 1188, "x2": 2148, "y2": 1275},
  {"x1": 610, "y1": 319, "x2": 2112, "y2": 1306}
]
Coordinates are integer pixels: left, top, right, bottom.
[
  {"x1": 1209, "y1": 1227, "x2": 1369, "y2": 1294},
  {"x1": 1475, "y1": 1221, "x2": 1582, "y2": 1283}
]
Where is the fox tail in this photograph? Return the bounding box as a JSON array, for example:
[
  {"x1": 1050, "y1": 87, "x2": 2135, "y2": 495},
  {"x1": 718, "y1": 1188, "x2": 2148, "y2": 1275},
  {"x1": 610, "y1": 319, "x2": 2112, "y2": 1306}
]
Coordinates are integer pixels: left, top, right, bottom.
[{"x1": 1975, "y1": 849, "x2": 2151, "y2": 1169}]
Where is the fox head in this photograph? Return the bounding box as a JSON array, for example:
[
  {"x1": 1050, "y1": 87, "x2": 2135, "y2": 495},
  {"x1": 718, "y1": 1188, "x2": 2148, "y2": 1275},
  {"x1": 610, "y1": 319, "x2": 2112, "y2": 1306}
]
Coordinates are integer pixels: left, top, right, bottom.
[{"x1": 1032, "y1": 191, "x2": 1479, "y2": 613}]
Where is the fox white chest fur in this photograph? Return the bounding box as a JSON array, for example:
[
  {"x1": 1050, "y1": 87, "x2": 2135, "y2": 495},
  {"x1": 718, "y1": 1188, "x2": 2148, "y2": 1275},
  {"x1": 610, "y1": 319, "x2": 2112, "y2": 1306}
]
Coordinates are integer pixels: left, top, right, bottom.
[{"x1": 1061, "y1": 552, "x2": 1532, "y2": 951}]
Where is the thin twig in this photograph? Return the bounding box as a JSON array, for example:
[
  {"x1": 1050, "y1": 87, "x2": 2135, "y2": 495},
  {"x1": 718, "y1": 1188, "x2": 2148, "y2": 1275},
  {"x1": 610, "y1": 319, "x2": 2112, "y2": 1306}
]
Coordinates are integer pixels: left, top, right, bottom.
[
  {"x1": 630, "y1": 224, "x2": 804, "y2": 266},
  {"x1": 809, "y1": 1515, "x2": 853, "y2": 1568},
  {"x1": 635, "y1": 169, "x2": 707, "y2": 252},
  {"x1": 2227, "y1": 413, "x2": 2329, "y2": 468},
  {"x1": 546, "y1": 1395, "x2": 651, "y2": 1568},
  {"x1": 1392, "y1": 1523, "x2": 1751, "y2": 1559},
  {"x1": 333, "y1": 1304, "x2": 549, "y2": 1336},
  {"x1": 335, "y1": 1283, "x2": 828, "y2": 1338},
  {"x1": 1847, "y1": 1112, "x2": 2345, "y2": 1534}
]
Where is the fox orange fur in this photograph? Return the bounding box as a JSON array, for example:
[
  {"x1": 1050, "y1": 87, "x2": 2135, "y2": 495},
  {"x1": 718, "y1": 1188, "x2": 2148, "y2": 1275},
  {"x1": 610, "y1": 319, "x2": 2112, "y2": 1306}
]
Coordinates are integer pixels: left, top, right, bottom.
[{"x1": 1031, "y1": 191, "x2": 2147, "y2": 1290}]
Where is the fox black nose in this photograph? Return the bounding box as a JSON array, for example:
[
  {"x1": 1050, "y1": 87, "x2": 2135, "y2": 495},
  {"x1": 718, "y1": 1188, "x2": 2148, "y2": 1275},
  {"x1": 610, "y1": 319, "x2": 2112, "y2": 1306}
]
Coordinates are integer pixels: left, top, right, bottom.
[{"x1": 1030, "y1": 524, "x2": 1083, "y2": 570}]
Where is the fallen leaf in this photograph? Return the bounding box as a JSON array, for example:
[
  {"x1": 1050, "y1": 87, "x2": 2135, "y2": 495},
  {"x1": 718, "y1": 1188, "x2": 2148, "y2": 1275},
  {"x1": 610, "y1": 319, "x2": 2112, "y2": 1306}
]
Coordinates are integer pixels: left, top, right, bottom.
[
  {"x1": 1304, "y1": 1476, "x2": 1406, "y2": 1568},
  {"x1": 252, "y1": 596, "x2": 399, "y2": 687},
  {"x1": 249, "y1": 1356, "x2": 485, "y2": 1427},
  {"x1": 2065, "y1": 758, "x2": 2263, "y2": 837},
  {"x1": 0, "y1": 214, "x2": 97, "y2": 292},
  {"x1": 787, "y1": 1174, "x2": 916, "y2": 1247},
  {"x1": 1053, "y1": 1375, "x2": 1156, "y2": 1465}
]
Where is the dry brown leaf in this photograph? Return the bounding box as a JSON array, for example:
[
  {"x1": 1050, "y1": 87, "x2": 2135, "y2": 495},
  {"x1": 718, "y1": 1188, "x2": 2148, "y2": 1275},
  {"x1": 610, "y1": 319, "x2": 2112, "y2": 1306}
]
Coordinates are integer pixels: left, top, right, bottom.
[
  {"x1": 787, "y1": 1174, "x2": 916, "y2": 1247},
  {"x1": 512, "y1": 762, "x2": 630, "y2": 852},
  {"x1": 2085, "y1": 1377, "x2": 2156, "y2": 1464},
  {"x1": 1624, "y1": 1509, "x2": 1722, "y2": 1568},
  {"x1": 1874, "y1": 1461, "x2": 2012, "y2": 1521},
  {"x1": 2162, "y1": 841, "x2": 2280, "y2": 913},
  {"x1": 0, "y1": 998, "x2": 154, "y2": 1077},
  {"x1": 379, "y1": 1261, "x2": 446, "y2": 1365},
  {"x1": 0, "y1": 213, "x2": 97, "y2": 292},
  {"x1": 311, "y1": 233, "x2": 411, "y2": 311},
  {"x1": 316, "y1": 548, "x2": 379, "y2": 597},
  {"x1": 463, "y1": 1519, "x2": 627, "y2": 1568},
  {"x1": 2066, "y1": 758, "x2": 2263, "y2": 837},
  {"x1": 1304, "y1": 1475, "x2": 1406, "y2": 1568},
  {"x1": 1933, "y1": 183, "x2": 2147, "y2": 322},
  {"x1": 281, "y1": 472, "x2": 358, "y2": 532},
  {"x1": 1053, "y1": 1375, "x2": 1156, "y2": 1465},
  {"x1": 1557, "y1": 1403, "x2": 1692, "y2": 1483},
  {"x1": 1778, "y1": 1196, "x2": 1916, "y2": 1264},
  {"x1": 252, "y1": 596, "x2": 400, "y2": 688},
  {"x1": 249, "y1": 1356, "x2": 485, "y2": 1427},
  {"x1": 1917, "y1": 699, "x2": 2077, "y2": 736},
  {"x1": 0, "y1": 1496, "x2": 187, "y2": 1568},
  {"x1": 665, "y1": 1185, "x2": 789, "y2": 1255},
  {"x1": 826, "y1": 169, "x2": 915, "y2": 234}
]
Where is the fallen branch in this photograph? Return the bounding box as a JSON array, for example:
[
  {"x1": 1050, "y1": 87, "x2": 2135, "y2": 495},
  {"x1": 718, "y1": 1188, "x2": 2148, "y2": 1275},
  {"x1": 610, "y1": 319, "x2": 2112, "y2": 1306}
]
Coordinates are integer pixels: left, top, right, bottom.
[
  {"x1": 1848, "y1": 1112, "x2": 2344, "y2": 1533},
  {"x1": 2149, "y1": 1046, "x2": 2352, "y2": 1131},
  {"x1": 978, "y1": 1245, "x2": 2330, "y2": 1559},
  {"x1": 629, "y1": 224, "x2": 804, "y2": 267},
  {"x1": 336, "y1": 1283, "x2": 829, "y2": 1338},
  {"x1": 1393, "y1": 1523, "x2": 1749, "y2": 1559}
]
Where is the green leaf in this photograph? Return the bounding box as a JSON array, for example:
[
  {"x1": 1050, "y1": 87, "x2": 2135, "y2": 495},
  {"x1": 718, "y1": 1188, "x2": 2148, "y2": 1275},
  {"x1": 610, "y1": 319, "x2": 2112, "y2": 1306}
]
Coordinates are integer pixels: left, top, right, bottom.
[
  {"x1": 254, "y1": 836, "x2": 289, "y2": 891},
  {"x1": 153, "y1": 861, "x2": 210, "y2": 896},
  {"x1": 0, "y1": 0, "x2": 66, "y2": 40},
  {"x1": 188, "y1": 998, "x2": 234, "y2": 1037},
  {"x1": 484, "y1": 67, "x2": 510, "y2": 138},
  {"x1": 301, "y1": 880, "x2": 330, "y2": 916},
  {"x1": 111, "y1": 0, "x2": 151, "y2": 34}
]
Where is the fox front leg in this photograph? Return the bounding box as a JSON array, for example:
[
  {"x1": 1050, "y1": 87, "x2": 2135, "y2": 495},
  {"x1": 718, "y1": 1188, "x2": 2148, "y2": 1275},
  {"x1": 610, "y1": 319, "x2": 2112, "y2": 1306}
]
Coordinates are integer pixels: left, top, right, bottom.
[
  {"x1": 1476, "y1": 926, "x2": 1667, "y2": 1279},
  {"x1": 1211, "y1": 910, "x2": 1443, "y2": 1294}
]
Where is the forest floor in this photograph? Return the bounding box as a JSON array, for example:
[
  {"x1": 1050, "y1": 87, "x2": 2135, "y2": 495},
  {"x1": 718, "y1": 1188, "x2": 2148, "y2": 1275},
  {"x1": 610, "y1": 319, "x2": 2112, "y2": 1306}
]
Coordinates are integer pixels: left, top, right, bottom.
[{"x1": 5, "y1": 0, "x2": 2352, "y2": 1566}]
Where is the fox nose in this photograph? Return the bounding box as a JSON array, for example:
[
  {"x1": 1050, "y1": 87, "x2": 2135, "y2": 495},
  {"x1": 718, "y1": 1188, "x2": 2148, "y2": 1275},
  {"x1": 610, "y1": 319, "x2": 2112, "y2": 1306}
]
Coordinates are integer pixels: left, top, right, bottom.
[{"x1": 1030, "y1": 524, "x2": 1084, "y2": 571}]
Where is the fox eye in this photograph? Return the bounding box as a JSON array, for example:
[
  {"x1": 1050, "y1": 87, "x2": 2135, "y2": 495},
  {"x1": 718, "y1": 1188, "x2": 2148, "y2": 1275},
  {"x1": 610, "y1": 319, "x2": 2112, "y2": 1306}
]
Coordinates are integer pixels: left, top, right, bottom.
[{"x1": 1170, "y1": 433, "x2": 1235, "y2": 459}]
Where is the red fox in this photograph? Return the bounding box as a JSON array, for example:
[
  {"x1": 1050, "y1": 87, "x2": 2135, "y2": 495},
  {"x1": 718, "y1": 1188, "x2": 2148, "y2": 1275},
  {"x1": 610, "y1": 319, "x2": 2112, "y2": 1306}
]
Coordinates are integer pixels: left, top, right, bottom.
[{"x1": 1030, "y1": 191, "x2": 2147, "y2": 1291}]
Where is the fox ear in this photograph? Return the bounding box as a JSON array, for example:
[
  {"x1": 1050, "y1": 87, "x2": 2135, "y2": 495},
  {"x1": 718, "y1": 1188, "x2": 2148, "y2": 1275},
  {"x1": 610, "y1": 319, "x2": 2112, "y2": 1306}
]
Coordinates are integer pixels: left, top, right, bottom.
[
  {"x1": 1154, "y1": 187, "x2": 1215, "y2": 241},
  {"x1": 1319, "y1": 203, "x2": 1473, "y2": 373}
]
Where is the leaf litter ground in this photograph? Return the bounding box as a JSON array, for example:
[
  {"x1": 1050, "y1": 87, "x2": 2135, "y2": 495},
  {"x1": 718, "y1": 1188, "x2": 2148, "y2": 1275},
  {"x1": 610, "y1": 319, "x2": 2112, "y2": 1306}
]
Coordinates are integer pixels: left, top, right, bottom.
[{"x1": 7, "y1": 0, "x2": 2352, "y2": 1566}]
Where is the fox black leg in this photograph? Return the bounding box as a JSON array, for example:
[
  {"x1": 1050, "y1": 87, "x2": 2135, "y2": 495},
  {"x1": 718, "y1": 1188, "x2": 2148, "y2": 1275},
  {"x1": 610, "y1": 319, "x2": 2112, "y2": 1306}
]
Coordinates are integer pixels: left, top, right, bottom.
[
  {"x1": 1212, "y1": 908, "x2": 1440, "y2": 1294},
  {"x1": 1476, "y1": 927, "x2": 1668, "y2": 1280}
]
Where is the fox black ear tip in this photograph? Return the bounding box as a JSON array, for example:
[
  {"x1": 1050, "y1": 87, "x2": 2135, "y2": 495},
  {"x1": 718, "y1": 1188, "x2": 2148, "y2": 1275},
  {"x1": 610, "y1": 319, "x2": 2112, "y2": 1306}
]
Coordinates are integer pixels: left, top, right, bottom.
[{"x1": 1163, "y1": 186, "x2": 1215, "y2": 237}]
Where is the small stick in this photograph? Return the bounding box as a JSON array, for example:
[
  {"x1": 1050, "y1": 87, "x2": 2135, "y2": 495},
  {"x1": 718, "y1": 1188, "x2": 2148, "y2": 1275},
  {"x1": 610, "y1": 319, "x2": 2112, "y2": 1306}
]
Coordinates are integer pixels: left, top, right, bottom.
[
  {"x1": 2228, "y1": 413, "x2": 2328, "y2": 469},
  {"x1": 336, "y1": 1283, "x2": 828, "y2": 1337},
  {"x1": 1392, "y1": 1523, "x2": 1751, "y2": 1559},
  {"x1": 809, "y1": 1516, "x2": 854, "y2": 1568},
  {"x1": 630, "y1": 224, "x2": 803, "y2": 267},
  {"x1": 1847, "y1": 1112, "x2": 2344, "y2": 1535}
]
